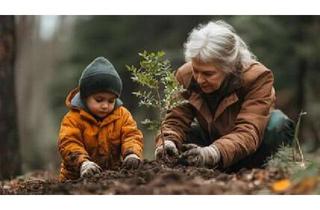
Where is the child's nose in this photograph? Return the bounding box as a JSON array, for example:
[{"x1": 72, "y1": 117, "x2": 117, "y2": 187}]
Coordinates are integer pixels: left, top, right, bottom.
[{"x1": 101, "y1": 103, "x2": 109, "y2": 109}]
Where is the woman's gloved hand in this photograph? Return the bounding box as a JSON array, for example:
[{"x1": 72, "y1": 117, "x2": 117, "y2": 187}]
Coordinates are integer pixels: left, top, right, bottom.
[
  {"x1": 155, "y1": 140, "x2": 179, "y2": 160},
  {"x1": 80, "y1": 160, "x2": 102, "y2": 178},
  {"x1": 180, "y1": 144, "x2": 221, "y2": 168}
]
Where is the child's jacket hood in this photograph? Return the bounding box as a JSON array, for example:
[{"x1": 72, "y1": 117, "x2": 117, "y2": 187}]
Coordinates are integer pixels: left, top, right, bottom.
[{"x1": 66, "y1": 87, "x2": 123, "y2": 111}]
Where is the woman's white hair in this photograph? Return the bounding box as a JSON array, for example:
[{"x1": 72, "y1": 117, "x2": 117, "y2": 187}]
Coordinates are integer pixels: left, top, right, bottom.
[{"x1": 184, "y1": 20, "x2": 256, "y2": 75}]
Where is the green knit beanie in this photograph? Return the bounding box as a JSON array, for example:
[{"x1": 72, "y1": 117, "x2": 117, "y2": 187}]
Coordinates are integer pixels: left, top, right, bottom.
[{"x1": 79, "y1": 57, "x2": 123, "y2": 100}]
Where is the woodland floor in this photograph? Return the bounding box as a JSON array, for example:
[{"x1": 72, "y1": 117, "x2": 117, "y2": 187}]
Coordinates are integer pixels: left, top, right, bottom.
[{"x1": 2, "y1": 158, "x2": 318, "y2": 195}]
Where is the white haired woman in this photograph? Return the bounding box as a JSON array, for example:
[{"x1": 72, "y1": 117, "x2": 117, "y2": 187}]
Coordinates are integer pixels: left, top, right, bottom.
[{"x1": 155, "y1": 20, "x2": 294, "y2": 171}]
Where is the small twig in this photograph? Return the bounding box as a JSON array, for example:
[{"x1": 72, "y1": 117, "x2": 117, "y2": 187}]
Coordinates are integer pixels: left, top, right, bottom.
[{"x1": 293, "y1": 111, "x2": 307, "y2": 168}]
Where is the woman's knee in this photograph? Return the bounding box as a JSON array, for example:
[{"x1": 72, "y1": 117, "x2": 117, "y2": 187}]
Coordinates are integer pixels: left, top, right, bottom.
[{"x1": 263, "y1": 109, "x2": 295, "y2": 148}]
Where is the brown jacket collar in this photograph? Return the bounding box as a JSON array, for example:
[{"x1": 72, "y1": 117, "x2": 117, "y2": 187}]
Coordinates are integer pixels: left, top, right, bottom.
[{"x1": 177, "y1": 62, "x2": 259, "y2": 124}]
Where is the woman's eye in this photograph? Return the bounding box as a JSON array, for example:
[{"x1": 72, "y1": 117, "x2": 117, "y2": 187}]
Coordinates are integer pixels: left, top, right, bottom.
[{"x1": 205, "y1": 72, "x2": 215, "y2": 76}]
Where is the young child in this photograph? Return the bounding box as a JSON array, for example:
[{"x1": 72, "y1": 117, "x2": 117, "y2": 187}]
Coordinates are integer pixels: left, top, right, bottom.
[{"x1": 58, "y1": 57, "x2": 143, "y2": 181}]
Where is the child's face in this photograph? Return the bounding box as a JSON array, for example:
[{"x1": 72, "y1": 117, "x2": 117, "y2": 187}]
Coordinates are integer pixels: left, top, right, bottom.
[{"x1": 86, "y1": 92, "x2": 117, "y2": 118}]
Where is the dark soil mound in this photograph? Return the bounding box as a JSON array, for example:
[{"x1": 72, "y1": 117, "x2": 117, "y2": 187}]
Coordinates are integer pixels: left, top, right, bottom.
[{"x1": 0, "y1": 160, "x2": 286, "y2": 195}]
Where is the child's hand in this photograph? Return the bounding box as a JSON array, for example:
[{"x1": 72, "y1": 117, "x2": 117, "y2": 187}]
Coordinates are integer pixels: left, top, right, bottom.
[
  {"x1": 80, "y1": 160, "x2": 102, "y2": 178},
  {"x1": 122, "y1": 154, "x2": 141, "y2": 170}
]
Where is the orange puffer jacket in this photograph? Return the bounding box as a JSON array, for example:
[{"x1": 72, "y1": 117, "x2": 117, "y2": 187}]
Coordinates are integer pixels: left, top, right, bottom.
[{"x1": 58, "y1": 88, "x2": 143, "y2": 181}]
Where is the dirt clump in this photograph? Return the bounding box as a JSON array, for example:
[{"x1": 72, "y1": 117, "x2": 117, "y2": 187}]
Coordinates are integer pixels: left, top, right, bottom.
[{"x1": 0, "y1": 160, "x2": 286, "y2": 195}]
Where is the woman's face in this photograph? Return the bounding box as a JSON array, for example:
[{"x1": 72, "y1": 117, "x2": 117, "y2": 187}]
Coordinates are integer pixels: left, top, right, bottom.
[{"x1": 191, "y1": 59, "x2": 227, "y2": 94}]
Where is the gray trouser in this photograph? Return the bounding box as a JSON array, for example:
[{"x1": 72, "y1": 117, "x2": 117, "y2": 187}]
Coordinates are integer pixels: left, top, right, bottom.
[{"x1": 185, "y1": 109, "x2": 295, "y2": 171}]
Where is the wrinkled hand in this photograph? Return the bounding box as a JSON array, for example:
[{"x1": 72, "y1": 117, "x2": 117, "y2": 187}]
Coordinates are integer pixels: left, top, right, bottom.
[
  {"x1": 80, "y1": 160, "x2": 102, "y2": 178},
  {"x1": 155, "y1": 140, "x2": 179, "y2": 160},
  {"x1": 122, "y1": 154, "x2": 141, "y2": 170},
  {"x1": 180, "y1": 144, "x2": 221, "y2": 168}
]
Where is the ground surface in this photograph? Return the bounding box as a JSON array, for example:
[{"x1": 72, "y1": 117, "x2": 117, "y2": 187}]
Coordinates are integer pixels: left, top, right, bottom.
[{"x1": 1, "y1": 160, "x2": 301, "y2": 195}]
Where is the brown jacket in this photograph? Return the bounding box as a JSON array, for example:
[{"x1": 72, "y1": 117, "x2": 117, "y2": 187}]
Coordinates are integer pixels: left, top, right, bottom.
[
  {"x1": 157, "y1": 62, "x2": 275, "y2": 168},
  {"x1": 58, "y1": 88, "x2": 143, "y2": 180}
]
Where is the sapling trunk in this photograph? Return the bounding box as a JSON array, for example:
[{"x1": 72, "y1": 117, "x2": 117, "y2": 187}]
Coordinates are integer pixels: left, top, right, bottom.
[{"x1": 156, "y1": 87, "x2": 167, "y2": 160}]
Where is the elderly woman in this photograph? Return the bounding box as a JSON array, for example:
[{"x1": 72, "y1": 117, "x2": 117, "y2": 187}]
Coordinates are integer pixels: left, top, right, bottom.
[{"x1": 155, "y1": 20, "x2": 294, "y2": 170}]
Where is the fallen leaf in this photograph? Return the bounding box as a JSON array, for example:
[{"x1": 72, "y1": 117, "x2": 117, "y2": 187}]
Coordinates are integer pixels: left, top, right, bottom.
[{"x1": 271, "y1": 179, "x2": 291, "y2": 193}]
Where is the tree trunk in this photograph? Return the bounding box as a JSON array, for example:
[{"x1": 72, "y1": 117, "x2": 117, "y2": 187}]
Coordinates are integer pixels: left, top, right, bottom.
[{"x1": 0, "y1": 16, "x2": 21, "y2": 180}]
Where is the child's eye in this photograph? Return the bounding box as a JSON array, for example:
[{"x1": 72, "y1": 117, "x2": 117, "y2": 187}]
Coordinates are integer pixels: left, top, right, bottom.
[
  {"x1": 95, "y1": 98, "x2": 103, "y2": 102},
  {"x1": 109, "y1": 99, "x2": 115, "y2": 103}
]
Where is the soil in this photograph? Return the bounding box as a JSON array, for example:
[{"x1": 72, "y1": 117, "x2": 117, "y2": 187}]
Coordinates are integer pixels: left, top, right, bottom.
[{"x1": 0, "y1": 160, "x2": 288, "y2": 195}]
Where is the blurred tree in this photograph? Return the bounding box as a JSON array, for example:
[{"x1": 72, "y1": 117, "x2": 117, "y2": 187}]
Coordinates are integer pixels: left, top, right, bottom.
[
  {"x1": 0, "y1": 16, "x2": 21, "y2": 179},
  {"x1": 15, "y1": 16, "x2": 73, "y2": 172},
  {"x1": 15, "y1": 16, "x2": 44, "y2": 171}
]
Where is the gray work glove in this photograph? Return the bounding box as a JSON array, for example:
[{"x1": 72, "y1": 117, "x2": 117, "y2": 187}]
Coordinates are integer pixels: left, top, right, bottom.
[
  {"x1": 155, "y1": 140, "x2": 179, "y2": 160},
  {"x1": 180, "y1": 144, "x2": 221, "y2": 168},
  {"x1": 122, "y1": 154, "x2": 141, "y2": 170},
  {"x1": 80, "y1": 160, "x2": 102, "y2": 178}
]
